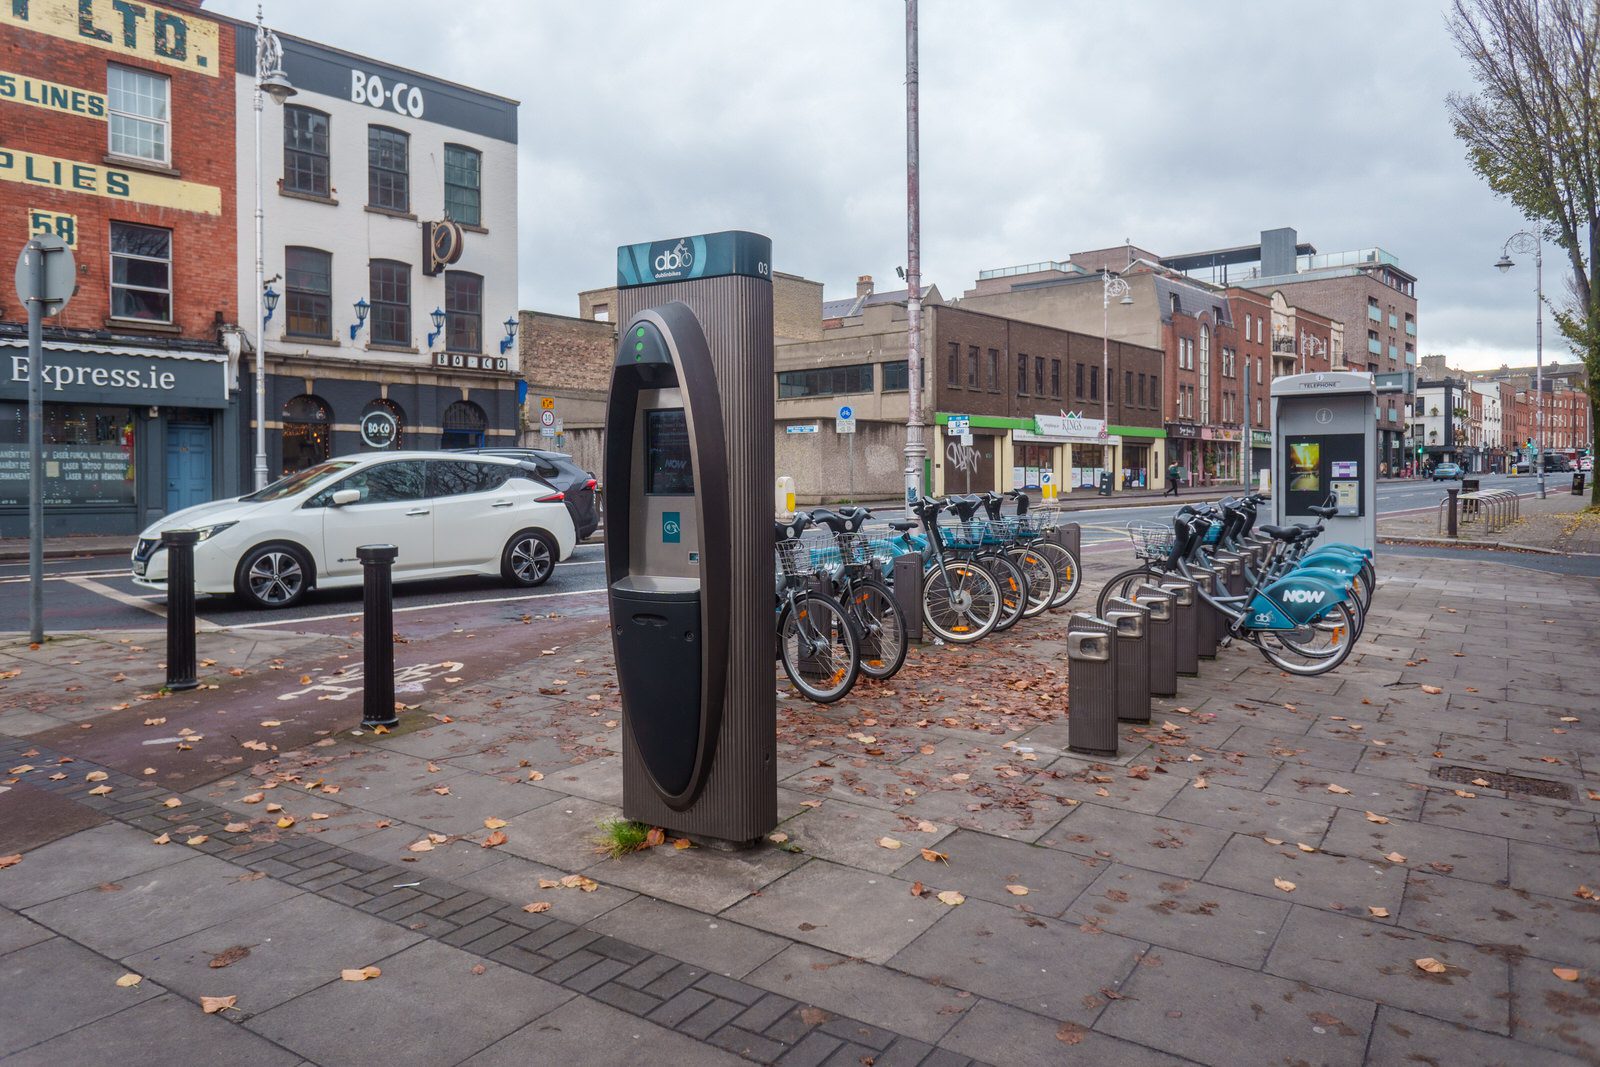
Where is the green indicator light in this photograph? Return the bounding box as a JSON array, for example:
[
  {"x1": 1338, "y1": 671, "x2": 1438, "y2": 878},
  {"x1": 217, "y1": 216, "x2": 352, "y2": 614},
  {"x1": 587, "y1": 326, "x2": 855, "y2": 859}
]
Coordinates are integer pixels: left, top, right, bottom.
[
  {"x1": 635, "y1": 327, "x2": 645, "y2": 338},
  {"x1": 635, "y1": 341, "x2": 644, "y2": 352}
]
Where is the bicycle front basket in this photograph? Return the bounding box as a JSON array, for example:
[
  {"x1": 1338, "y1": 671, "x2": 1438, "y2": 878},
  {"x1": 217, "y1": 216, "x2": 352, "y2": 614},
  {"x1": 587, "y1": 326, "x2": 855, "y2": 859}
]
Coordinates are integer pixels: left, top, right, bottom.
[
  {"x1": 942, "y1": 520, "x2": 988, "y2": 549},
  {"x1": 1128, "y1": 520, "x2": 1175, "y2": 561}
]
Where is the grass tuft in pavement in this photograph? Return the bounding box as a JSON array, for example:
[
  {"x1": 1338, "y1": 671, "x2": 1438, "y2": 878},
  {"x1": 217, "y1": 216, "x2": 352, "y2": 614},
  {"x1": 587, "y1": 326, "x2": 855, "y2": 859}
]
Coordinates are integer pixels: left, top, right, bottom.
[{"x1": 594, "y1": 817, "x2": 652, "y2": 859}]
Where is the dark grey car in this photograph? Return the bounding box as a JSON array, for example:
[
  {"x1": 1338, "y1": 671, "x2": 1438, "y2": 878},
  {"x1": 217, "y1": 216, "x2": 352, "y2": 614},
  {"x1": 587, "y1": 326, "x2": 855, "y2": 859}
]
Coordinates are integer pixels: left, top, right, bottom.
[{"x1": 455, "y1": 448, "x2": 600, "y2": 539}]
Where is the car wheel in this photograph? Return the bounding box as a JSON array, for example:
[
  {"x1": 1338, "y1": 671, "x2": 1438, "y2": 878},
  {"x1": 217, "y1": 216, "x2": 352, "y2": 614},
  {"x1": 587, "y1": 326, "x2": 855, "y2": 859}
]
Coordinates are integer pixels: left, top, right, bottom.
[
  {"x1": 236, "y1": 543, "x2": 312, "y2": 609},
  {"x1": 502, "y1": 529, "x2": 556, "y2": 588}
]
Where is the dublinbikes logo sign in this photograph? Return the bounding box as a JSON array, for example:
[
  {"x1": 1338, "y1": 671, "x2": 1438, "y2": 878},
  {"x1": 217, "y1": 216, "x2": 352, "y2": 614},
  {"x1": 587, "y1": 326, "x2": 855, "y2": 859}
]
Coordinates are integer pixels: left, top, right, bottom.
[
  {"x1": 616, "y1": 231, "x2": 773, "y2": 289},
  {"x1": 654, "y1": 239, "x2": 694, "y2": 275}
]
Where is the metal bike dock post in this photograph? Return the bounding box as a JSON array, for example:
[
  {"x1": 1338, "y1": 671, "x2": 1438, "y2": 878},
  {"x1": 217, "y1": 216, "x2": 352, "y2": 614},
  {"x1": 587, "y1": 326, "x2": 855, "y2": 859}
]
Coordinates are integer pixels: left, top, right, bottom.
[
  {"x1": 1212, "y1": 552, "x2": 1246, "y2": 598},
  {"x1": 1186, "y1": 564, "x2": 1223, "y2": 660},
  {"x1": 1160, "y1": 578, "x2": 1200, "y2": 677},
  {"x1": 1102, "y1": 596, "x2": 1151, "y2": 724},
  {"x1": 1049, "y1": 522, "x2": 1082, "y2": 559},
  {"x1": 893, "y1": 552, "x2": 925, "y2": 644},
  {"x1": 1133, "y1": 584, "x2": 1177, "y2": 697},
  {"x1": 1066, "y1": 613, "x2": 1118, "y2": 757}
]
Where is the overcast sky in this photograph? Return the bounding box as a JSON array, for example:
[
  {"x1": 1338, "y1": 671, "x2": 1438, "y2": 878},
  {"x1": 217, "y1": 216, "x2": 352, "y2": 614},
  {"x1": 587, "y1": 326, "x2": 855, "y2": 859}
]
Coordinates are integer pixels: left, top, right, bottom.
[{"x1": 213, "y1": 0, "x2": 1572, "y2": 372}]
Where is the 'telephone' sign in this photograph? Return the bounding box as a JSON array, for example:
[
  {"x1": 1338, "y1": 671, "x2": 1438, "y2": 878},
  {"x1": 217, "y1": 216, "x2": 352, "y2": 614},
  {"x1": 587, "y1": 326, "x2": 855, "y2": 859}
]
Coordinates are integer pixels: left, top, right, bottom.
[{"x1": 1, "y1": 0, "x2": 219, "y2": 76}]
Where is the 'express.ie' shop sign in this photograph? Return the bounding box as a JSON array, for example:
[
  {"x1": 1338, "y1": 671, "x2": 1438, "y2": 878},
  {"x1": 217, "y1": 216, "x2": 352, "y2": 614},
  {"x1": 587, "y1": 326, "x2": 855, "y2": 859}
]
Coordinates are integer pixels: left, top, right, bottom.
[{"x1": 3, "y1": 347, "x2": 227, "y2": 409}]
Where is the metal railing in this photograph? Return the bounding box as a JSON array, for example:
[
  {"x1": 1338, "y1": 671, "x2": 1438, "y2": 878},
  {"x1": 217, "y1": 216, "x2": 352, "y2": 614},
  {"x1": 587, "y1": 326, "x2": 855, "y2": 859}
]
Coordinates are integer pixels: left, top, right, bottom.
[{"x1": 1438, "y1": 489, "x2": 1521, "y2": 536}]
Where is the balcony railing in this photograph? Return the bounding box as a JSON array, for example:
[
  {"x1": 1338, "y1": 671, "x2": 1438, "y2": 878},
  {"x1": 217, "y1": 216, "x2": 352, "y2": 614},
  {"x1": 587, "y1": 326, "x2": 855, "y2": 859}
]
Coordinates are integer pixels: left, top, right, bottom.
[
  {"x1": 1388, "y1": 314, "x2": 1398, "y2": 329},
  {"x1": 1367, "y1": 305, "x2": 1382, "y2": 321},
  {"x1": 1405, "y1": 321, "x2": 1416, "y2": 336},
  {"x1": 1368, "y1": 338, "x2": 1382, "y2": 354},
  {"x1": 1388, "y1": 345, "x2": 1398, "y2": 360}
]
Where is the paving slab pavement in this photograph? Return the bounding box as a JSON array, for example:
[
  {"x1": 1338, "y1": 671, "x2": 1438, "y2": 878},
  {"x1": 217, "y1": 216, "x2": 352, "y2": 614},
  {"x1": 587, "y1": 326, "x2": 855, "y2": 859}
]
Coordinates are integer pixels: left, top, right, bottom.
[{"x1": 2, "y1": 546, "x2": 1599, "y2": 1064}]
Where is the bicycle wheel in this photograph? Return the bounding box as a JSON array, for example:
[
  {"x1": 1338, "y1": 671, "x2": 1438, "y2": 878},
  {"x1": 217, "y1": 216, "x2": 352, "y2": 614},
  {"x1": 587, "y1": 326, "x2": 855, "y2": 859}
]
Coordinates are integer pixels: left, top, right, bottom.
[
  {"x1": 778, "y1": 594, "x2": 860, "y2": 703},
  {"x1": 982, "y1": 553, "x2": 1028, "y2": 633},
  {"x1": 922, "y1": 561, "x2": 1000, "y2": 643},
  {"x1": 850, "y1": 579, "x2": 908, "y2": 680},
  {"x1": 1006, "y1": 546, "x2": 1057, "y2": 618},
  {"x1": 1095, "y1": 566, "x2": 1160, "y2": 616},
  {"x1": 1255, "y1": 600, "x2": 1358, "y2": 676},
  {"x1": 1030, "y1": 540, "x2": 1081, "y2": 609}
]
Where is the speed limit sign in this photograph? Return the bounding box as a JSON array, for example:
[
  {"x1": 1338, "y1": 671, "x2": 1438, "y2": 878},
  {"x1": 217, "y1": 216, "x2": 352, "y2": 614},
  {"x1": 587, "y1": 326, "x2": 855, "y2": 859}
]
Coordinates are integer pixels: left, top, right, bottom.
[{"x1": 540, "y1": 409, "x2": 555, "y2": 427}]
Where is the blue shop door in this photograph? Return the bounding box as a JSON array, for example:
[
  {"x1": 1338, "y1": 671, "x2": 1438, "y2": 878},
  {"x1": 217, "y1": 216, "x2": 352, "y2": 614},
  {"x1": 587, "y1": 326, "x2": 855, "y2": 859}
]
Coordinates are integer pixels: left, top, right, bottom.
[{"x1": 166, "y1": 424, "x2": 212, "y2": 513}]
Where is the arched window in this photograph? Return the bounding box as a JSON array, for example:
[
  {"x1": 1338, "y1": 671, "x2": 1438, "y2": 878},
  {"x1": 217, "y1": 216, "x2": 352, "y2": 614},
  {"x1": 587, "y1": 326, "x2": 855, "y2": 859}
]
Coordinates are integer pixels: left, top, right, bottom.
[
  {"x1": 281, "y1": 394, "x2": 331, "y2": 474},
  {"x1": 440, "y1": 400, "x2": 487, "y2": 449},
  {"x1": 359, "y1": 398, "x2": 405, "y2": 451}
]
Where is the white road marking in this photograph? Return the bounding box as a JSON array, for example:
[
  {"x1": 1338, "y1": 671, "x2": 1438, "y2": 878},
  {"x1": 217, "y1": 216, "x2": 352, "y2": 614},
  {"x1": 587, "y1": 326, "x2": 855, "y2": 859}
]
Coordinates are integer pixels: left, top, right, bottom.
[
  {"x1": 0, "y1": 569, "x2": 132, "y2": 584},
  {"x1": 65, "y1": 577, "x2": 224, "y2": 631},
  {"x1": 227, "y1": 585, "x2": 605, "y2": 630}
]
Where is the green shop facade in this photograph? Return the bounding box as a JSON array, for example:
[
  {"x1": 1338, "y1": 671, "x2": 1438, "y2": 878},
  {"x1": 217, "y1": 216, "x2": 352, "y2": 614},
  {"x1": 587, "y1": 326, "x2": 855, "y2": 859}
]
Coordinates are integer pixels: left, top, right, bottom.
[{"x1": 931, "y1": 411, "x2": 1165, "y2": 497}]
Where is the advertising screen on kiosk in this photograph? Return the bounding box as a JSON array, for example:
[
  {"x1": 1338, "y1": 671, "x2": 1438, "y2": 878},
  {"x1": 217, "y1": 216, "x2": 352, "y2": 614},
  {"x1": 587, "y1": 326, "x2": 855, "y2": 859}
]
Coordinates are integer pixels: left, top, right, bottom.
[
  {"x1": 646, "y1": 408, "x2": 694, "y2": 495},
  {"x1": 1287, "y1": 441, "x2": 1320, "y2": 492},
  {"x1": 1283, "y1": 433, "x2": 1364, "y2": 517}
]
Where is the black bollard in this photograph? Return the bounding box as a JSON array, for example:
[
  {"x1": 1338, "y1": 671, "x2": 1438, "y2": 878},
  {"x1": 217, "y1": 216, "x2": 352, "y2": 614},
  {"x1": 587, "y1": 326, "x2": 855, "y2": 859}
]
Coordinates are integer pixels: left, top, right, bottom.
[
  {"x1": 162, "y1": 529, "x2": 200, "y2": 692},
  {"x1": 1446, "y1": 487, "x2": 1459, "y2": 538},
  {"x1": 892, "y1": 552, "x2": 924, "y2": 644},
  {"x1": 358, "y1": 543, "x2": 400, "y2": 729}
]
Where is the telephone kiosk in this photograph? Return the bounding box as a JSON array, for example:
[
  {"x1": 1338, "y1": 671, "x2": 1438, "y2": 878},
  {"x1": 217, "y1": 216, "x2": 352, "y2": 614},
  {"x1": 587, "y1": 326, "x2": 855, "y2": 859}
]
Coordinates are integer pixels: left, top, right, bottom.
[
  {"x1": 1269, "y1": 371, "x2": 1378, "y2": 552},
  {"x1": 603, "y1": 230, "x2": 776, "y2": 843}
]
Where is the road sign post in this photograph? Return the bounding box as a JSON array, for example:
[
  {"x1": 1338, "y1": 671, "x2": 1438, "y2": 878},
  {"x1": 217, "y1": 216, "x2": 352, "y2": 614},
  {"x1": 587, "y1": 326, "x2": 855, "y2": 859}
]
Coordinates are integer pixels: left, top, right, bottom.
[
  {"x1": 15, "y1": 235, "x2": 76, "y2": 644},
  {"x1": 836, "y1": 405, "x2": 856, "y2": 501}
]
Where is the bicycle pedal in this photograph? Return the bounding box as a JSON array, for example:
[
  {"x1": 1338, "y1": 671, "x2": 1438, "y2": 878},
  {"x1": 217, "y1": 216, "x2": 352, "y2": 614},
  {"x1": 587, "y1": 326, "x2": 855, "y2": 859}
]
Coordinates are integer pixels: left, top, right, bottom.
[{"x1": 1218, "y1": 634, "x2": 1234, "y2": 648}]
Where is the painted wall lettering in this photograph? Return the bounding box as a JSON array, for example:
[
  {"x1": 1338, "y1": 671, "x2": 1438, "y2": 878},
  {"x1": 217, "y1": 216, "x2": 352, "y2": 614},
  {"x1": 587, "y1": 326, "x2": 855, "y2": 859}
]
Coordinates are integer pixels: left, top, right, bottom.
[
  {"x1": 28, "y1": 207, "x2": 78, "y2": 247},
  {"x1": 0, "y1": 0, "x2": 217, "y2": 75},
  {"x1": 0, "y1": 69, "x2": 107, "y2": 119},
  {"x1": 0, "y1": 148, "x2": 220, "y2": 214}
]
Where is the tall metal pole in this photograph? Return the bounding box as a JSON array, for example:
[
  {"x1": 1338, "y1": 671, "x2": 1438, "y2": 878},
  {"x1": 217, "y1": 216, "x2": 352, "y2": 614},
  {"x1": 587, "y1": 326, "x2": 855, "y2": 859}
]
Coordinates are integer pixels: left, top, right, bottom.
[
  {"x1": 1102, "y1": 277, "x2": 1110, "y2": 486},
  {"x1": 1534, "y1": 240, "x2": 1546, "y2": 499},
  {"x1": 26, "y1": 242, "x2": 45, "y2": 644},
  {"x1": 1243, "y1": 353, "x2": 1252, "y2": 492},
  {"x1": 902, "y1": 0, "x2": 925, "y2": 507},
  {"x1": 252, "y1": 6, "x2": 269, "y2": 490}
]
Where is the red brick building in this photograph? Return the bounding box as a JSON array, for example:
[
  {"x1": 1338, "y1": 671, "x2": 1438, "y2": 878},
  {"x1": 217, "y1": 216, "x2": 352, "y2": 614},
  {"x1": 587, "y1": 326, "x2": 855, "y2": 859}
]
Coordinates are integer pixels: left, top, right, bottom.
[{"x1": 1, "y1": 0, "x2": 238, "y2": 535}]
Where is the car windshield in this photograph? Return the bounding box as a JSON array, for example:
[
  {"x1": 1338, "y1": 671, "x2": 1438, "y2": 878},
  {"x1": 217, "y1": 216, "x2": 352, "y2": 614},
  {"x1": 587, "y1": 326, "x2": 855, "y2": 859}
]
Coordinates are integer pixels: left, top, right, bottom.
[{"x1": 241, "y1": 461, "x2": 360, "y2": 502}]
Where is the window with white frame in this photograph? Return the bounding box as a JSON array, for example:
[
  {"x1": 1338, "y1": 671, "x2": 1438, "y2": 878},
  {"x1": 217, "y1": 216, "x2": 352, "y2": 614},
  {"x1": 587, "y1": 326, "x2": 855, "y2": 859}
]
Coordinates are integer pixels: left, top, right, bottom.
[
  {"x1": 109, "y1": 221, "x2": 172, "y2": 322},
  {"x1": 108, "y1": 65, "x2": 170, "y2": 164}
]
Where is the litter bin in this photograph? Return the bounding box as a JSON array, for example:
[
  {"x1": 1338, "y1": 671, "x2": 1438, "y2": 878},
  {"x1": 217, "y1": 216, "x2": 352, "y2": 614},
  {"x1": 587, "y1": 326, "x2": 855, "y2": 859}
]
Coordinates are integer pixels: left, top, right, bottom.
[
  {"x1": 1160, "y1": 578, "x2": 1200, "y2": 677},
  {"x1": 1462, "y1": 478, "x2": 1481, "y2": 494},
  {"x1": 1098, "y1": 472, "x2": 1113, "y2": 496},
  {"x1": 1133, "y1": 584, "x2": 1177, "y2": 697},
  {"x1": 1574, "y1": 472, "x2": 1586, "y2": 495},
  {"x1": 1103, "y1": 596, "x2": 1151, "y2": 724},
  {"x1": 1066, "y1": 613, "x2": 1118, "y2": 757}
]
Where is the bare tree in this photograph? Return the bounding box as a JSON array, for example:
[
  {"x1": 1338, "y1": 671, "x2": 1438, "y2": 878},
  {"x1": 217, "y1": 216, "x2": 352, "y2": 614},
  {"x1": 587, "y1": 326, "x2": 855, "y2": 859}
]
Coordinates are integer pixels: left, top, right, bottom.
[{"x1": 1446, "y1": 0, "x2": 1600, "y2": 498}]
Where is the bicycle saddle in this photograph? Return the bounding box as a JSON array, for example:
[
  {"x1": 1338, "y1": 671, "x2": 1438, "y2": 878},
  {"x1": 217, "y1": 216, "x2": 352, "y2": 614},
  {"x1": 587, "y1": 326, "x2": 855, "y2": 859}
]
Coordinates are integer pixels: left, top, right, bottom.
[
  {"x1": 1004, "y1": 488, "x2": 1031, "y2": 515},
  {"x1": 807, "y1": 509, "x2": 851, "y2": 534},
  {"x1": 1308, "y1": 504, "x2": 1338, "y2": 519},
  {"x1": 1256, "y1": 524, "x2": 1306, "y2": 542},
  {"x1": 886, "y1": 519, "x2": 918, "y2": 533}
]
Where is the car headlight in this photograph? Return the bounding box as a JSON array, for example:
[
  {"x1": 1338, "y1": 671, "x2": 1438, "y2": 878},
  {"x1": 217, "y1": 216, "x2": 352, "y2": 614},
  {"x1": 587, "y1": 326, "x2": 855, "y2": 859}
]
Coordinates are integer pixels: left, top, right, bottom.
[{"x1": 193, "y1": 522, "x2": 238, "y2": 543}]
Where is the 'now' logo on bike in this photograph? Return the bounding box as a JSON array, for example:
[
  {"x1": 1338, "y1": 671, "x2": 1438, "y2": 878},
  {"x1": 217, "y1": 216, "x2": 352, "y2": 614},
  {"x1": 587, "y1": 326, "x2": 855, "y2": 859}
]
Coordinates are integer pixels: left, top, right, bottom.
[{"x1": 1280, "y1": 588, "x2": 1326, "y2": 604}]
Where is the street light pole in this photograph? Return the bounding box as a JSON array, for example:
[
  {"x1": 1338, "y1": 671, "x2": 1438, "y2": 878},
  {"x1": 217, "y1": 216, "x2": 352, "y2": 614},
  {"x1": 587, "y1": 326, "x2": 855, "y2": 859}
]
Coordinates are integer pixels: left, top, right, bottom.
[
  {"x1": 901, "y1": 0, "x2": 925, "y2": 508},
  {"x1": 1496, "y1": 231, "x2": 1546, "y2": 499},
  {"x1": 252, "y1": 7, "x2": 295, "y2": 490},
  {"x1": 1101, "y1": 269, "x2": 1131, "y2": 489}
]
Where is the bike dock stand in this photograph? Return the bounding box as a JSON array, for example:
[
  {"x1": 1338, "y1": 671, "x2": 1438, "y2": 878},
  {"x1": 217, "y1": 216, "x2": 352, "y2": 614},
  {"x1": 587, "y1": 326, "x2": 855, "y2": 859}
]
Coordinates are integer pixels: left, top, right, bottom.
[
  {"x1": 1133, "y1": 584, "x2": 1177, "y2": 697},
  {"x1": 1048, "y1": 522, "x2": 1082, "y2": 560},
  {"x1": 1066, "y1": 613, "x2": 1118, "y2": 757},
  {"x1": 1212, "y1": 552, "x2": 1247, "y2": 598},
  {"x1": 1160, "y1": 578, "x2": 1200, "y2": 677},
  {"x1": 1103, "y1": 596, "x2": 1151, "y2": 725},
  {"x1": 1186, "y1": 564, "x2": 1224, "y2": 660},
  {"x1": 892, "y1": 553, "x2": 925, "y2": 644}
]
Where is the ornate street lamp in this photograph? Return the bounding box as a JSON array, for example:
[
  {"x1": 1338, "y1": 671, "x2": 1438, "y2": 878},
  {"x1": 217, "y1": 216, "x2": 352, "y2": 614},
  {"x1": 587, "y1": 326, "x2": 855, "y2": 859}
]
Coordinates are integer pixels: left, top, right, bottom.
[
  {"x1": 252, "y1": 6, "x2": 296, "y2": 490},
  {"x1": 1496, "y1": 230, "x2": 1546, "y2": 499}
]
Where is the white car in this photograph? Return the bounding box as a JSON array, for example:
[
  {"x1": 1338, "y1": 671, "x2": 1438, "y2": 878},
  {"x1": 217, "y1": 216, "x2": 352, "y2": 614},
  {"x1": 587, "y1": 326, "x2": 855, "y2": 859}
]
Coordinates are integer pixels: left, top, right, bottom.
[{"x1": 132, "y1": 452, "x2": 577, "y2": 609}]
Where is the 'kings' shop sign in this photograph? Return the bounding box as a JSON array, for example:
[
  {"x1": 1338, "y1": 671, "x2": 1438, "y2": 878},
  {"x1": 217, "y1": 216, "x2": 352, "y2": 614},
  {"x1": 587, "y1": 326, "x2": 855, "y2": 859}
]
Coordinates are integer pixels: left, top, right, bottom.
[{"x1": 1, "y1": 0, "x2": 220, "y2": 76}]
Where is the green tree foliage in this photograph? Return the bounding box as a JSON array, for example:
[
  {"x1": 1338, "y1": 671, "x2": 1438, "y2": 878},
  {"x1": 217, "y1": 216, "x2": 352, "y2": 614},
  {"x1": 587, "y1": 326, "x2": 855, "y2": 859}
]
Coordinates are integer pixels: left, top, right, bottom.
[{"x1": 1446, "y1": 0, "x2": 1600, "y2": 494}]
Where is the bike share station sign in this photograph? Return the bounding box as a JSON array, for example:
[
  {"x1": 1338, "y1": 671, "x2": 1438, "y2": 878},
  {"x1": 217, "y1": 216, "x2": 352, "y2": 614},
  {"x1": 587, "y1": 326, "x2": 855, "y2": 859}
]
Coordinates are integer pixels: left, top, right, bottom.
[
  {"x1": 1270, "y1": 371, "x2": 1378, "y2": 551},
  {"x1": 604, "y1": 230, "x2": 776, "y2": 842}
]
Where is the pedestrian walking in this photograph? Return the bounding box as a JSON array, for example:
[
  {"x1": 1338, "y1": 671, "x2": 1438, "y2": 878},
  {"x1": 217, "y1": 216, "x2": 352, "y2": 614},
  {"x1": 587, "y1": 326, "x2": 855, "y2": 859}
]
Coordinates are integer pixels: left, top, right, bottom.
[{"x1": 1164, "y1": 462, "x2": 1183, "y2": 497}]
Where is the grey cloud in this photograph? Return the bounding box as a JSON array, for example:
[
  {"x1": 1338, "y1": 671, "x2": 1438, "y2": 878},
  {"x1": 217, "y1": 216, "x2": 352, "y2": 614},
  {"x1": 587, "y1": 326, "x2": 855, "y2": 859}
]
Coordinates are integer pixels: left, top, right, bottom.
[{"x1": 217, "y1": 0, "x2": 1563, "y2": 367}]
